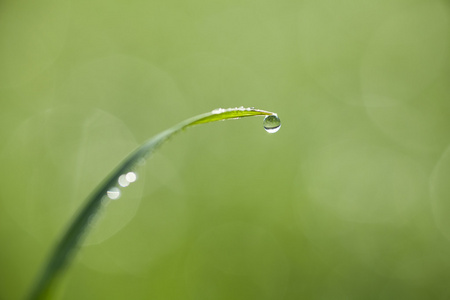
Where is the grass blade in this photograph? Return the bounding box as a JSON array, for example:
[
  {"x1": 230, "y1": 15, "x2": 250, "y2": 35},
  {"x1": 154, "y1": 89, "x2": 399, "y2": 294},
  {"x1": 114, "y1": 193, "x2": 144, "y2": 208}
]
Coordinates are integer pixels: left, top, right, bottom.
[{"x1": 27, "y1": 107, "x2": 277, "y2": 299}]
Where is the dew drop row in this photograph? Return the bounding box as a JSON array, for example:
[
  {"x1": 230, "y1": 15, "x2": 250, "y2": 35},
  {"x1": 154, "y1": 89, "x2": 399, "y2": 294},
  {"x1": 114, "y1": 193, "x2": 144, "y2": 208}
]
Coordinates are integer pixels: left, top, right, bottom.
[{"x1": 106, "y1": 171, "x2": 138, "y2": 200}]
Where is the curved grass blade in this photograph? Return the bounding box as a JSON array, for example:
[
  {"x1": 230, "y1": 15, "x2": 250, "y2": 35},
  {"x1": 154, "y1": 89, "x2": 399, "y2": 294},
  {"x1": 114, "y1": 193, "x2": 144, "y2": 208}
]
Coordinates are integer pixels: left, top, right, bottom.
[{"x1": 28, "y1": 107, "x2": 277, "y2": 299}]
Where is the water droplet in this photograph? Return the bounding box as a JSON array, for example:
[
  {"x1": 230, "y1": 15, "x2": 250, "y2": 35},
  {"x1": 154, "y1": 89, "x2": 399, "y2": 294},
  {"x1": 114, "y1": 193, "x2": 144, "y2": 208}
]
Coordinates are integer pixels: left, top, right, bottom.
[
  {"x1": 263, "y1": 115, "x2": 281, "y2": 133},
  {"x1": 118, "y1": 174, "x2": 130, "y2": 187},
  {"x1": 212, "y1": 108, "x2": 225, "y2": 114},
  {"x1": 126, "y1": 172, "x2": 137, "y2": 183},
  {"x1": 101, "y1": 196, "x2": 110, "y2": 206},
  {"x1": 87, "y1": 214, "x2": 96, "y2": 227},
  {"x1": 107, "y1": 187, "x2": 121, "y2": 200}
]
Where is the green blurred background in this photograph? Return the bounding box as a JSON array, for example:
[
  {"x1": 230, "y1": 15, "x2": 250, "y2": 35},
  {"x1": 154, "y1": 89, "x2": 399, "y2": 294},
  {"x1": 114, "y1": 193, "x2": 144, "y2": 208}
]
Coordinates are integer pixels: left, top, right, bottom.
[{"x1": 1, "y1": 0, "x2": 450, "y2": 299}]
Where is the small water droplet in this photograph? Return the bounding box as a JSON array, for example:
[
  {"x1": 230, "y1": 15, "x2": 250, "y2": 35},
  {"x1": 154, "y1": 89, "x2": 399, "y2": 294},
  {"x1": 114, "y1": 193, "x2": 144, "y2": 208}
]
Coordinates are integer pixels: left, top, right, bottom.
[
  {"x1": 212, "y1": 108, "x2": 225, "y2": 114},
  {"x1": 101, "y1": 196, "x2": 110, "y2": 206},
  {"x1": 87, "y1": 214, "x2": 96, "y2": 227},
  {"x1": 118, "y1": 174, "x2": 130, "y2": 187},
  {"x1": 126, "y1": 172, "x2": 137, "y2": 183},
  {"x1": 263, "y1": 115, "x2": 281, "y2": 133},
  {"x1": 107, "y1": 187, "x2": 121, "y2": 200}
]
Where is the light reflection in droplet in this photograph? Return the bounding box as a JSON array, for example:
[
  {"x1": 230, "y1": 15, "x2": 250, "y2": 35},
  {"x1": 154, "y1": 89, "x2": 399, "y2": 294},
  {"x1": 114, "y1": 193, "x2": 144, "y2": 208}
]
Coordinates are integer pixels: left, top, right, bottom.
[{"x1": 107, "y1": 187, "x2": 121, "y2": 200}]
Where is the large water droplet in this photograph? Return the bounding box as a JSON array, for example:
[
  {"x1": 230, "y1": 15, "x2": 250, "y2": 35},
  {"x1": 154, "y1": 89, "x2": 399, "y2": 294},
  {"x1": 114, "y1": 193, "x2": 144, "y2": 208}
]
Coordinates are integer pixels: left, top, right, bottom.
[
  {"x1": 107, "y1": 187, "x2": 121, "y2": 200},
  {"x1": 263, "y1": 115, "x2": 281, "y2": 133}
]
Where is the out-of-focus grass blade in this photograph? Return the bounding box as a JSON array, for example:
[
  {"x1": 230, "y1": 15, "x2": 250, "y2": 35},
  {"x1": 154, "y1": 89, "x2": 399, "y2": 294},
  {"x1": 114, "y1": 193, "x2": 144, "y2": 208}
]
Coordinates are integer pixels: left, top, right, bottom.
[{"x1": 28, "y1": 107, "x2": 276, "y2": 300}]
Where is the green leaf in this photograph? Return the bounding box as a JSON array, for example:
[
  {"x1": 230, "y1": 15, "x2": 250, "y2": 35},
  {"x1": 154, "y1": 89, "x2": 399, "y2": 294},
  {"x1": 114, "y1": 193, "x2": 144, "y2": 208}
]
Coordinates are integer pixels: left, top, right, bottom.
[{"x1": 27, "y1": 107, "x2": 277, "y2": 299}]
